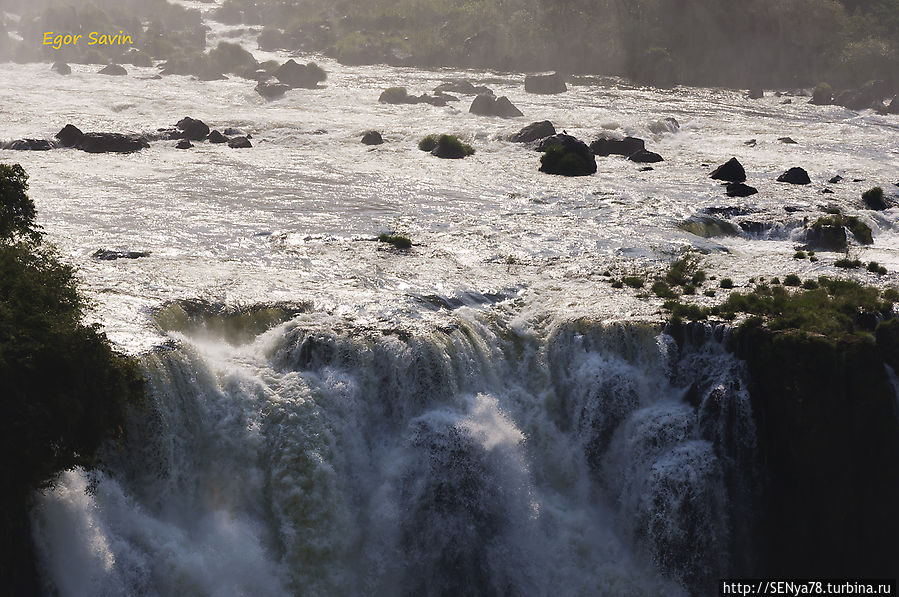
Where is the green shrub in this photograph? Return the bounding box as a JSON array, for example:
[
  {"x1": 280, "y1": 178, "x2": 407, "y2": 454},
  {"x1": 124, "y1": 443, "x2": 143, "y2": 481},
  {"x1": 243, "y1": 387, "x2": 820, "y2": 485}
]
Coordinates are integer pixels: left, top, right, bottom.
[
  {"x1": 539, "y1": 145, "x2": 595, "y2": 177},
  {"x1": 772, "y1": 277, "x2": 781, "y2": 284},
  {"x1": 802, "y1": 279, "x2": 820, "y2": 290},
  {"x1": 432, "y1": 134, "x2": 474, "y2": 158},
  {"x1": 720, "y1": 278, "x2": 734, "y2": 289},
  {"x1": 703, "y1": 290, "x2": 716, "y2": 297},
  {"x1": 666, "y1": 255, "x2": 700, "y2": 286},
  {"x1": 862, "y1": 187, "x2": 886, "y2": 210},
  {"x1": 611, "y1": 280, "x2": 624, "y2": 288},
  {"x1": 377, "y1": 233, "x2": 412, "y2": 249},
  {"x1": 868, "y1": 261, "x2": 888, "y2": 275},
  {"x1": 794, "y1": 250, "x2": 807, "y2": 259},
  {"x1": 418, "y1": 134, "x2": 439, "y2": 152},
  {"x1": 835, "y1": 258, "x2": 862, "y2": 269},
  {"x1": 784, "y1": 274, "x2": 802, "y2": 286},
  {"x1": 0, "y1": 164, "x2": 38, "y2": 241},
  {"x1": 651, "y1": 280, "x2": 677, "y2": 298},
  {"x1": 622, "y1": 275, "x2": 644, "y2": 288}
]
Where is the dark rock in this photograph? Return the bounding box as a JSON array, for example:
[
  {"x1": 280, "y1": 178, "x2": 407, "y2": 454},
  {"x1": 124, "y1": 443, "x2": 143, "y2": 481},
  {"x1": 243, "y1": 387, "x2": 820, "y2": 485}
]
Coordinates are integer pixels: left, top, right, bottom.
[
  {"x1": 748, "y1": 87, "x2": 764, "y2": 99},
  {"x1": 805, "y1": 222, "x2": 847, "y2": 251},
  {"x1": 589, "y1": 134, "x2": 645, "y2": 157},
  {"x1": 56, "y1": 124, "x2": 84, "y2": 147},
  {"x1": 208, "y1": 130, "x2": 228, "y2": 144},
  {"x1": 228, "y1": 136, "x2": 252, "y2": 148},
  {"x1": 822, "y1": 188, "x2": 834, "y2": 194},
  {"x1": 175, "y1": 139, "x2": 193, "y2": 149},
  {"x1": 524, "y1": 72, "x2": 566, "y2": 94},
  {"x1": 51, "y1": 62, "x2": 71, "y2": 75},
  {"x1": 778, "y1": 137, "x2": 797, "y2": 144},
  {"x1": 745, "y1": 139, "x2": 757, "y2": 147},
  {"x1": 678, "y1": 215, "x2": 740, "y2": 238},
  {"x1": 810, "y1": 83, "x2": 833, "y2": 106},
  {"x1": 511, "y1": 121, "x2": 555, "y2": 143},
  {"x1": 648, "y1": 117, "x2": 679, "y2": 134},
  {"x1": 274, "y1": 59, "x2": 326, "y2": 89},
  {"x1": 781, "y1": 99, "x2": 793, "y2": 105},
  {"x1": 777, "y1": 167, "x2": 811, "y2": 185},
  {"x1": 93, "y1": 249, "x2": 150, "y2": 260},
  {"x1": 888, "y1": 97, "x2": 899, "y2": 115},
  {"x1": 538, "y1": 134, "x2": 596, "y2": 177},
  {"x1": 361, "y1": 130, "x2": 383, "y2": 145},
  {"x1": 3, "y1": 139, "x2": 55, "y2": 151},
  {"x1": 639, "y1": 166, "x2": 654, "y2": 171},
  {"x1": 829, "y1": 175, "x2": 843, "y2": 184},
  {"x1": 710, "y1": 157, "x2": 746, "y2": 183},
  {"x1": 726, "y1": 182, "x2": 758, "y2": 197},
  {"x1": 223, "y1": 128, "x2": 246, "y2": 136},
  {"x1": 76, "y1": 133, "x2": 149, "y2": 153},
  {"x1": 98, "y1": 64, "x2": 127, "y2": 76},
  {"x1": 255, "y1": 80, "x2": 290, "y2": 98},
  {"x1": 433, "y1": 80, "x2": 492, "y2": 96},
  {"x1": 176, "y1": 117, "x2": 210, "y2": 141},
  {"x1": 628, "y1": 149, "x2": 663, "y2": 163},
  {"x1": 469, "y1": 94, "x2": 522, "y2": 118}
]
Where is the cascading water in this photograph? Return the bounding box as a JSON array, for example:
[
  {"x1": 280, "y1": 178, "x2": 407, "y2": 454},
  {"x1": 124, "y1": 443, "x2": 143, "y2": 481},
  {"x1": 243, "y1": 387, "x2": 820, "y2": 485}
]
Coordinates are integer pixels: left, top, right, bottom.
[{"x1": 30, "y1": 306, "x2": 758, "y2": 596}]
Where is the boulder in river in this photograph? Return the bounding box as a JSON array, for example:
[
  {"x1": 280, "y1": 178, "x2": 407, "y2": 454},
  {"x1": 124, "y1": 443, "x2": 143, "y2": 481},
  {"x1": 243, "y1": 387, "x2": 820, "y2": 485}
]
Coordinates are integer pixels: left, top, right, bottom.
[
  {"x1": 2, "y1": 139, "x2": 55, "y2": 151},
  {"x1": 56, "y1": 124, "x2": 84, "y2": 147},
  {"x1": 648, "y1": 117, "x2": 679, "y2": 134},
  {"x1": 538, "y1": 134, "x2": 596, "y2": 176},
  {"x1": 92, "y1": 249, "x2": 151, "y2": 260},
  {"x1": 99, "y1": 64, "x2": 127, "y2": 76},
  {"x1": 430, "y1": 134, "x2": 475, "y2": 159},
  {"x1": 628, "y1": 149, "x2": 663, "y2": 163},
  {"x1": 589, "y1": 134, "x2": 645, "y2": 157},
  {"x1": 228, "y1": 136, "x2": 252, "y2": 148},
  {"x1": 175, "y1": 139, "x2": 193, "y2": 149},
  {"x1": 524, "y1": 72, "x2": 567, "y2": 94},
  {"x1": 76, "y1": 133, "x2": 149, "y2": 153},
  {"x1": 810, "y1": 83, "x2": 833, "y2": 106},
  {"x1": 469, "y1": 94, "x2": 522, "y2": 118},
  {"x1": 255, "y1": 80, "x2": 290, "y2": 98},
  {"x1": 177, "y1": 117, "x2": 210, "y2": 141},
  {"x1": 725, "y1": 182, "x2": 758, "y2": 197},
  {"x1": 361, "y1": 130, "x2": 383, "y2": 145},
  {"x1": 748, "y1": 87, "x2": 764, "y2": 99},
  {"x1": 511, "y1": 121, "x2": 555, "y2": 143},
  {"x1": 274, "y1": 59, "x2": 326, "y2": 89},
  {"x1": 710, "y1": 157, "x2": 746, "y2": 183},
  {"x1": 777, "y1": 167, "x2": 811, "y2": 185},
  {"x1": 51, "y1": 62, "x2": 71, "y2": 75},
  {"x1": 433, "y1": 80, "x2": 492, "y2": 96},
  {"x1": 208, "y1": 130, "x2": 228, "y2": 144}
]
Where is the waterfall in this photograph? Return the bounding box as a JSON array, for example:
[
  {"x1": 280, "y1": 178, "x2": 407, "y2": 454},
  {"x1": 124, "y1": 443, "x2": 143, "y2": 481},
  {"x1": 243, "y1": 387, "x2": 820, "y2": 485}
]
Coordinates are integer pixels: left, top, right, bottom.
[{"x1": 31, "y1": 307, "x2": 759, "y2": 596}]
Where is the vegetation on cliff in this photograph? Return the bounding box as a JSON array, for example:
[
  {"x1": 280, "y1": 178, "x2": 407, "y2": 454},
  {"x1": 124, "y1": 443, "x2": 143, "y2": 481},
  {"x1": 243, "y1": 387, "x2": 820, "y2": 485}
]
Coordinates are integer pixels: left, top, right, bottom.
[{"x1": 0, "y1": 163, "x2": 145, "y2": 593}]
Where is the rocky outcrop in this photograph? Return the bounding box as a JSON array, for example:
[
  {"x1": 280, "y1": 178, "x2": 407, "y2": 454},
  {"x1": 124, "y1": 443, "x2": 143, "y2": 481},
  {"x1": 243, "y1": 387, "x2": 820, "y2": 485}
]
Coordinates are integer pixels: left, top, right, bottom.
[
  {"x1": 378, "y1": 87, "x2": 448, "y2": 106},
  {"x1": 51, "y1": 62, "x2": 71, "y2": 75},
  {"x1": 524, "y1": 72, "x2": 566, "y2": 94},
  {"x1": 538, "y1": 134, "x2": 596, "y2": 176},
  {"x1": 2, "y1": 139, "x2": 55, "y2": 151},
  {"x1": 76, "y1": 133, "x2": 149, "y2": 153},
  {"x1": 648, "y1": 117, "x2": 679, "y2": 134},
  {"x1": 469, "y1": 94, "x2": 522, "y2": 117},
  {"x1": 628, "y1": 149, "x2": 663, "y2": 163},
  {"x1": 175, "y1": 139, "x2": 193, "y2": 149},
  {"x1": 710, "y1": 158, "x2": 746, "y2": 183},
  {"x1": 98, "y1": 64, "x2": 127, "y2": 76},
  {"x1": 176, "y1": 117, "x2": 210, "y2": 141},
  {"x1": 433, "y1": 80, "x2": 492, "y2": 96},
  {"x1": 361, "y1": 130, "x2": 384, "y2": 145},
  {"x1": 725, "y1": 182, "x2": 758, "y2": 197},
  {"x1": 589, "y1": 134, "x2": 645, "y2": 157},
  {"x1": 777, "y1": 167, "x2": 811, "y2": 185},
  {"x1": 228, "y1": 136, "x2": 252, "y2": 148},
  {"x1": 511, "y1": 121, "x2": 555, "y2": 143},
  {"x1": 810, "y1": 83, "x2": 833, "y2": 105},
  {"x1": 92, "y1": 249, "x2": 150, "y2": 260},
  {"x1": 56, "y1": 124, "x2": 84, "y2": 147},
  {"x1": 274, "y1": 59, "x2": 326, "y2": 89},
  {"x1": 255, "y1": 81, "x2": 290, "y2": 98},
  {"x1": 208, "y1": 130, "x2": 228, "y2": 144}
]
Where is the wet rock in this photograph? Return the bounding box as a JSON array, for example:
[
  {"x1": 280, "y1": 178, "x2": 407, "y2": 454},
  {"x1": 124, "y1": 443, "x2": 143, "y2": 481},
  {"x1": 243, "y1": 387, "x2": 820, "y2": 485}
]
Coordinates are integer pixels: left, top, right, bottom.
[
  {"x1": 228, "y1": 136, "x2": 252, "y2": 148},
  {"x1": 255, "y1": 80, "x2": 290, "y2": 98},
  {"x1": 51, "y1": 62, "x2": 71, "y2": 75},
  {"x1": 223, "y1": 128, "x2": 247, "y2": 137},
  {"x1": 589, "y1": 134, "x2": 645, "y2": 157},
  {"x1": 639, "y1": 166, "x2": 654, "y2": 171},
  {"x1": 710, "y1": 157, "x2": 746, "y2": 183},
  {"x1": 726, "y1": 182, "x2": 758, "y2": 197},
  {"x1": 888, "y1": 97, "x2": 899, "y2": 115},
  {"x1": 648, "y1": 117, "x2": 679, "y2": 134},
  {"x1": 778, "y1": 137, "x2": 797, "y2": 144},
  {"x1": 745, "y1": 139, "x2": 757, "y2": 147},
  {"x1": 511, "y1": 121, "x2": 555, "y2": 143},
  {"x1": 378, "y1": 87, "x2": 446, "y2": 106},
  {"x1": 525, "y1": 72, "x2": 567, "y2": 94},
  {"x1": 828, "y1": 175, "x2": 843, "y2": 184},
  {"x1": 538, "y1": 134, "x2": 596, "y2": 177},
  {"x1": 361, "y1": 130, "x2": 383, "y2": 145},
  {"x1": 822, "y1": 188, "x2": 834, "y2": 194},
  {"x1": 208, "y1": 130, "x2": 228, "y2": 144},
  {"x1": 748, "y1": 87, "x2": 764, "y2": 99},
  {"x1": 76, "y1": 133, "x2": 149, "y2": 153},
  {"x1": 176, "y1": 117, "x2": 210, "y2": 141},
  {"x1": 2, "y1": 139, "x2": 55, "y2": 150},
  {"x1": 628, "y1": 149, "x2": 663, "y2": 163},
  {"x1": 98, "y1": 64, "x2": 127, "y2": 76},
  {"x1": 56, "y1": 124, "x2": 84, "y2": 147},
  {"x1": 777, "y1": 167, "x2": 811, "y2": 185},
  {"x1": 92, "y1": 249, "x2": 150, "y2": 260},
  {"x1": 175, "y1": 139, "x2": 193, "y2": 149},
  {"x1": 273, "y1": 59, "x2": 326, "y2": 89},
  {"x1": 678, "y1": 215, "x2": 740, "y2": 238},
  {"x1": 469, "y1": 94, "x2": 522, "y2": 117},
  {"x1": 810, "y1": 83, "x2": 833, "y2": 106},
  {"x1": 805, "y1": 221, "x2": 847, "y2": 251},
  {"x1": 781, "y1": 99, "x2": 793, "y2": 105},
  {"x1": 433, "y1": 80, "x2": 492, "y2": 96}
]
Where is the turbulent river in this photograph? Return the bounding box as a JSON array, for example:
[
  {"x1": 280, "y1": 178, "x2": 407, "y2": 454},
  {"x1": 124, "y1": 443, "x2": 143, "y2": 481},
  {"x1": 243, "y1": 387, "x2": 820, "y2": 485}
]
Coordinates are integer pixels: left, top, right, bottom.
[{"x1": 2, "y1": 3, "x2": 899, "y2": 595}]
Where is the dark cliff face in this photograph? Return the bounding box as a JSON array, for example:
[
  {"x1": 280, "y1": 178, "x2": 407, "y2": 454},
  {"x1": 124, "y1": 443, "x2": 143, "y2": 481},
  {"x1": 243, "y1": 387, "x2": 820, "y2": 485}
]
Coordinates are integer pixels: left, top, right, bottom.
[{"x1": 732, "y1": 326, "x2": 899, "y2": 577}]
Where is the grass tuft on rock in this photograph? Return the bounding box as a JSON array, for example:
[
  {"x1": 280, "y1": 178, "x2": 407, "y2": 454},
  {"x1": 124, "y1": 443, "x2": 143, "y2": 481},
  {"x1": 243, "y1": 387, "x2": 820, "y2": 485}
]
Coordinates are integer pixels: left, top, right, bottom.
[{"x1": 377, "y1": 233, "x2": 412, "y2": 249}]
